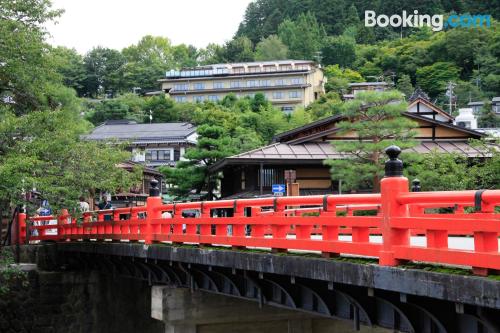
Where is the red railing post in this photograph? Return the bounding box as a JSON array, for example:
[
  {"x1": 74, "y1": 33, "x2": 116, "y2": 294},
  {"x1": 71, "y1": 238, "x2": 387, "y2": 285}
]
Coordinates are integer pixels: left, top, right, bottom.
[
  {"x1": 145, "y1": 179, "x2": 162, "y2": 244},
  {"x1": 18, "y1": 209, "x2": 27, "y2": 244},
  {"x1": 473, "y1": 200, "x2": 498, "y2": 276},
  {"x1": 58, "y1": 209, "x2": 69, "y2": 241},
  {"x1": 379, "y1": 146, "x2": 409, "y2": 266}
]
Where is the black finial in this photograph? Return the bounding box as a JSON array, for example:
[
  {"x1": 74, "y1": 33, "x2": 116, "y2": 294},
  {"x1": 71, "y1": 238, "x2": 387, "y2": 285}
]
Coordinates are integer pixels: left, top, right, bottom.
[
  {"x1": 411, "y1": 179, "x2": 421, "y2": 192},
  {"x1": 384, "y1": 145, "x2": 403, "y2": 177},
  {"x1": 149, "y1": 179, "x2": 160, "y2": 197}
]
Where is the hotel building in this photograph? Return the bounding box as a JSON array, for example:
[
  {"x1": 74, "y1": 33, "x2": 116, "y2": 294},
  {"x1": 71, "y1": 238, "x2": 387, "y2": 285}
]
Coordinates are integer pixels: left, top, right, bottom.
[{"x1": 159, "y1": 60, "x2": 325, "y2": 113}]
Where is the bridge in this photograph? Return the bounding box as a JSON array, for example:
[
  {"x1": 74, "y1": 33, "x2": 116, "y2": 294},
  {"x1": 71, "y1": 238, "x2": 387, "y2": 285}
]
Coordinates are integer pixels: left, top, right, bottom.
[{"x1": 13, "y1": 146, "x2": 500, "y2": 332}]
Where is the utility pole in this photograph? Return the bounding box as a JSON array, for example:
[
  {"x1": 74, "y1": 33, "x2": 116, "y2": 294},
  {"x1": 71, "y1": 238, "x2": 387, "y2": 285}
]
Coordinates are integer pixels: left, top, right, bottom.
[{"x1": 445, "y1": 81, "x2": 456, "y2": 115}]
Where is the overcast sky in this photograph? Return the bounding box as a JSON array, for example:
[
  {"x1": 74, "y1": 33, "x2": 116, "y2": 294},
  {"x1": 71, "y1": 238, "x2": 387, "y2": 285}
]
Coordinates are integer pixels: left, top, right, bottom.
[{"x1": 45, "y1": 0, "x2": 253, "y2": 54}]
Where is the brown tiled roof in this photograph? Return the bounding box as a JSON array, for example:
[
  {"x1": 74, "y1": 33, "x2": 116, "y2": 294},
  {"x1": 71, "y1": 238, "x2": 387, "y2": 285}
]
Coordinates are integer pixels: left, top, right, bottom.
[{"x1": 209, "y1": 141, "x2": 495, "y2": 172}]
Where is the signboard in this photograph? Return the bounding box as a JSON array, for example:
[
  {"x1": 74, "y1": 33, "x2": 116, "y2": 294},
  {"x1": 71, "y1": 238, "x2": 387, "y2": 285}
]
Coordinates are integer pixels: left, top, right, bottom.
[
  {"x1": 284, "y1": 170, "x2": 296, "y2": 183},
  {"x1": 272, "y1": 184, "x2": 286, "y2": 196}
]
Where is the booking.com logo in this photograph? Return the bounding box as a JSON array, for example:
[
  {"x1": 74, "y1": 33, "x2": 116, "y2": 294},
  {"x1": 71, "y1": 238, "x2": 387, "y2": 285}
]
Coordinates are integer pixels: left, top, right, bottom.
[{"x1": 365, "y1": 10, "x2": 491, "y2": 31}]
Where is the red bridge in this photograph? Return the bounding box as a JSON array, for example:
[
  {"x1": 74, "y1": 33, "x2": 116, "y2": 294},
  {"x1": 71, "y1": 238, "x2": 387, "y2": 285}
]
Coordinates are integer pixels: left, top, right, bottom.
[
  {"x1": 20, "y1": 146, "x2": 500, "y2": 275},
  {"x1": 12, "y1": 146, "x2": 500, "y2": 332}
]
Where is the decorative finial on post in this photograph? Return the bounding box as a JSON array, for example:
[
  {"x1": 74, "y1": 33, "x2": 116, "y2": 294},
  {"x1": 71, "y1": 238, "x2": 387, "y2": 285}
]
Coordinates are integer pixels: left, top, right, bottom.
[
  {"x1": 149, "y1": 179, "x2": 160, "y2": 197},
  {"x1": 384, "y1": 145, "x2": 403, "y2": 177},
  {"x1": 411, "y1": 179, "x2": 421, "y2": 192}
]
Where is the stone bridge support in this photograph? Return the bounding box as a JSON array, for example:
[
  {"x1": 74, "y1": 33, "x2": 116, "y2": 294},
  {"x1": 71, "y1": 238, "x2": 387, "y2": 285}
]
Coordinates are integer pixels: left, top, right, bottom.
[{"x1": 150, "y1": 286, "x2": 390, "y2": 333}]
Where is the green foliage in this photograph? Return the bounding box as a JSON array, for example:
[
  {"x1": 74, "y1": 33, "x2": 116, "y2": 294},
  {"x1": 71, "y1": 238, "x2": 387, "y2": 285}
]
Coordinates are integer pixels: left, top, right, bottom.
[
  {"x1": 323, "y1": 64, "x2": 364, "y2": 94},
  {"x1": 49, "y1": 46, "x2": 87, "y2": 97},
  {"x1": 305, "y1": 92, "x2": 344, "y2": 120},
  {"x1": 0, "y1": 0, "x2": 64, "y2": 113},
  {"x1": 404, "y1": 141, "x2": 500, "y2": 191},
  {"x1": 86, "y1": 93, "x2": 145, "y2": 125},
  {"x1": 403, "y1": 152, "x2": 473, "y2": 191},
  {"x1": 83, "y1": 47, "x2": 126, "y2": 98},
  {"x1": 396, "y1": 74, "x2": 414, "y2": 99},
  {"x1": 254, "y1": 35, "x2": 288, "y2": 61},
  {"x1": 222, "y1": 36, "x2": 254, "y2": 62},
  {"x1": 122, "y1": 36, "x2": 197, "y2": 92},
  {"x1": 0, "y1": 106, "x2": 140, "y2": 213},
  {"x1": 416, "y1": 62, "x2": 460, "y2": 98},
  {"x1": 477, "y1": 102, "x2": 500, "y2": 128},
  {"x1": 321, "y1": 36, "x2": 356, "y2": 68},
  {"x1": 0, "y1": 249, "x2": 27, "y2": 296},
  {"x1": 325, "y1": 90, "x2": 417, "y2": 192},
  {"x1": 278, "y1": 12, "x2": 325, "y2": 60}
]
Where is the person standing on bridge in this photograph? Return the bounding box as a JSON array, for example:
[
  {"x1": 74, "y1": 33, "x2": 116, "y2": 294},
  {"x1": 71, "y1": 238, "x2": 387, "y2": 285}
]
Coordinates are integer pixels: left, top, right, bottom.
[
  {"x1": 79, "y1": 196, "x2": 90, "y2": 213},
  {"x1": 97, "y1": 196, "x2": 113, "y2": 221}
]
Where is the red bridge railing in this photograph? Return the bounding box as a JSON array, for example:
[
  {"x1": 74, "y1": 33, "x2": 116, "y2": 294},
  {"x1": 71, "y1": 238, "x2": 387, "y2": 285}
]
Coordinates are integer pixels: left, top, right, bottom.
[{"x1": 19, "y1": 146, "x2": 500, "y2": 276}]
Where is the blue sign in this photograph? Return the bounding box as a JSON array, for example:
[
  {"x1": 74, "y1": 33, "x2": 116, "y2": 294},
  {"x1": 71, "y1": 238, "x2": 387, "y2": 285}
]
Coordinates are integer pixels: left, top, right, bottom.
[{"x1": 272, "y1": 184, "x2": 286, "y2": 193}]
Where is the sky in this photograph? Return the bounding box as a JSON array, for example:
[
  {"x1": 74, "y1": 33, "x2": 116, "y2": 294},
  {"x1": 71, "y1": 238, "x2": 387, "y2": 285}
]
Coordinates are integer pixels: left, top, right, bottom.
[{"x1": 45, "y1": 0, "x2": 253, "y2": 54}]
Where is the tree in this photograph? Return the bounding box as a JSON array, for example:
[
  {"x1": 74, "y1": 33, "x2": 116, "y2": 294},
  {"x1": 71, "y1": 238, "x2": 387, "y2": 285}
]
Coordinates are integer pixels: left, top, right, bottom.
[
  {"x1": 49, "y1": 46, "x2": 87, "y2": 96},
  {"x1": 477, "y1": 102, "x2": 500, "y2": 128},
  {"x1": 278, "y1": 12, "x2": 325, "y2": 60},
  {"x1": 323, "y1": 64, "x2": 363, "y2": 94},
  {"x1": 397, "y1": 74, "x2": 414, "y2": 99},
  {"x1": 0, "y1": 0, "x2": 64, "y2": 113},
  {"x1": 0, "y1": 106, "x2": 140, "y2": 213},
  {"x1": 321, "y1": 36, "x2": 356, "y2": 67},
  {"x1": 416, "y1": 62, "x2": 460, "y2": 98},
  {"x1": 83, "y1": 47, "x2": 126, "y2": 97},
  {"x1": 223, "y1": 36, "x2": 254, "y2": 62},
  {"x1": 324, "y1": 90, "x2": 417, "y2": 192},
  {"x1": 121, "y1": 36, "x2": 195, "y2": 92},
  {"x1": 403, "y1": 152, "x2": 473, "y2": 191},
  {"x1": 254, "y1": 35, "x2": 288, "y2": 61},
  {"x1": 161, "y1": 124, "x2": 239, "y2": 199},
  {"x1": 197, "y1": 43, "x2": 225, "y2": 65}
]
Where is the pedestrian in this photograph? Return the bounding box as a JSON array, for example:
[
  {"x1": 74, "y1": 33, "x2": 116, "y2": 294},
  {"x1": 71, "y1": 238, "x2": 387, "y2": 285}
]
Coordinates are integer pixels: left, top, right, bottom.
[
  {"x1": 79, "y1": 196, "x2": 90, "y2": 213},
  {"x1": 98, "y1": 196, "x2": 112, "y2": 221}
]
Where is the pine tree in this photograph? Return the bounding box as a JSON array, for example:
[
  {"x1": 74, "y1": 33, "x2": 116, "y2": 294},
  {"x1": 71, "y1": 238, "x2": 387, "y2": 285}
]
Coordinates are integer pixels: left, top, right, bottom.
[
  {"x1": 325, "y1": 90, "x2": 417, "y2": 192},
  {"x1": 397, "y1": 74, "x2": 414, "y2": 99}
]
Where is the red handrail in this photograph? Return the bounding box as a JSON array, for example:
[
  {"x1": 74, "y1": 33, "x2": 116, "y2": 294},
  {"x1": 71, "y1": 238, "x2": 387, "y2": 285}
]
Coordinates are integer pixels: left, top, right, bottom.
[{"x1": 21, "y1": 145, "x2": 500, "y2": 276}]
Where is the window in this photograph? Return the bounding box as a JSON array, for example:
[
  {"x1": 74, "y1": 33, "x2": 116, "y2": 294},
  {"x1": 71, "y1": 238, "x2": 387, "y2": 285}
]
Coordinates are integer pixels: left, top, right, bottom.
[
  {"x1": 193, "y1": 82, "x2": 205, "y2": 90},
  {"x1": 174, "y1": 96, "x2": 187, "y2": 102},
  {"x1": 247, "y1": 80, "x2": 258, "y2": 87},
  {"x1": 208, "y1": 95, "x2": 219, "y2": 102},
  {"x1": 258, "y1": 168, "x2": 284, "y2": 188},
  {"x1": 272, "y1": 92, "x2": 283, "y2": 100},
  {"x1": 194, "y1": 95, "x2": 205, "y2": 102},
  {"x1": 494, "y1": 104, "x2": 500, "y2": 114},
  {"x1": 173, "y1": 84, "x2": 188, "y2": 91},
  {"x1": 145, "y1": 149, "x2": 173, "y2": 161},
  {"x1": 279, "y1": 64, "x2": 292, "y2": 71},
  {"x1": 290, "y1": 77, "x2": 304, "y2": 85},
  {"x1": 275, "y1": 79, "x2": 284, "y2": 86},
  {"x1": 263, "y1": 66, "x2": 277, "y2": 72},
  {"x1": 233, "y1": 67, "x2": 244, "y2": 74},
  {"x1": 230, "y1": 81, "x2": 242, "y2": 88},
  {"x1": 295, "y1": 64, "x2": 309, "y2": 70},
  {"x1": 214, "y1": 67, "x2": 228, "y2": 75},
  {"x1": 248, "y1": 66, "x2": 260, "y2": 73},
  {"x1": 213, "y1": 82, "x2": 224, "y2": 89},
  {"x1": 259, "y1": 80, "x2": 271, "y2": 87},
  {"x1": 281, "y1": 106, "x2": 294, "y2": 114},
  {"x1": 289, "y1": 91, "x2": 301, "y2": 99}
]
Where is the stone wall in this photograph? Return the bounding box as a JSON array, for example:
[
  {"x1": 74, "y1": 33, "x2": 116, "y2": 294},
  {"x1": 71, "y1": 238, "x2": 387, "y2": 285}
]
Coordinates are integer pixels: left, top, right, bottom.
[{"x1": 0, "y1": 266, "x2": 163, "y2": 333}]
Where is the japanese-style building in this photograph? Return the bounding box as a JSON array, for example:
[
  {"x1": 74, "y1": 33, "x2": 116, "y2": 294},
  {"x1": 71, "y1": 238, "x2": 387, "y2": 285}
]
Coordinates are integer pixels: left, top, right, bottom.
[
  {"x1": 83, "y1": 120, "x2": 197, "y2": 168},
  {"x1": 210, "y1": 90, "x2": 489, "y2": 199}
]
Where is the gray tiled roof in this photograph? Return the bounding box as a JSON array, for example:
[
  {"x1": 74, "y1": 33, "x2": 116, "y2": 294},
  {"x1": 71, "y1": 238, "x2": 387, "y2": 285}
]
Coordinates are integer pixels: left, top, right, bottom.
[
  {"x1": 83, "y1": 122, "x2": 196, "y2": 142},
  {"x1": 492, "y1": 97, "x2": 500, "y2": 102}
]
